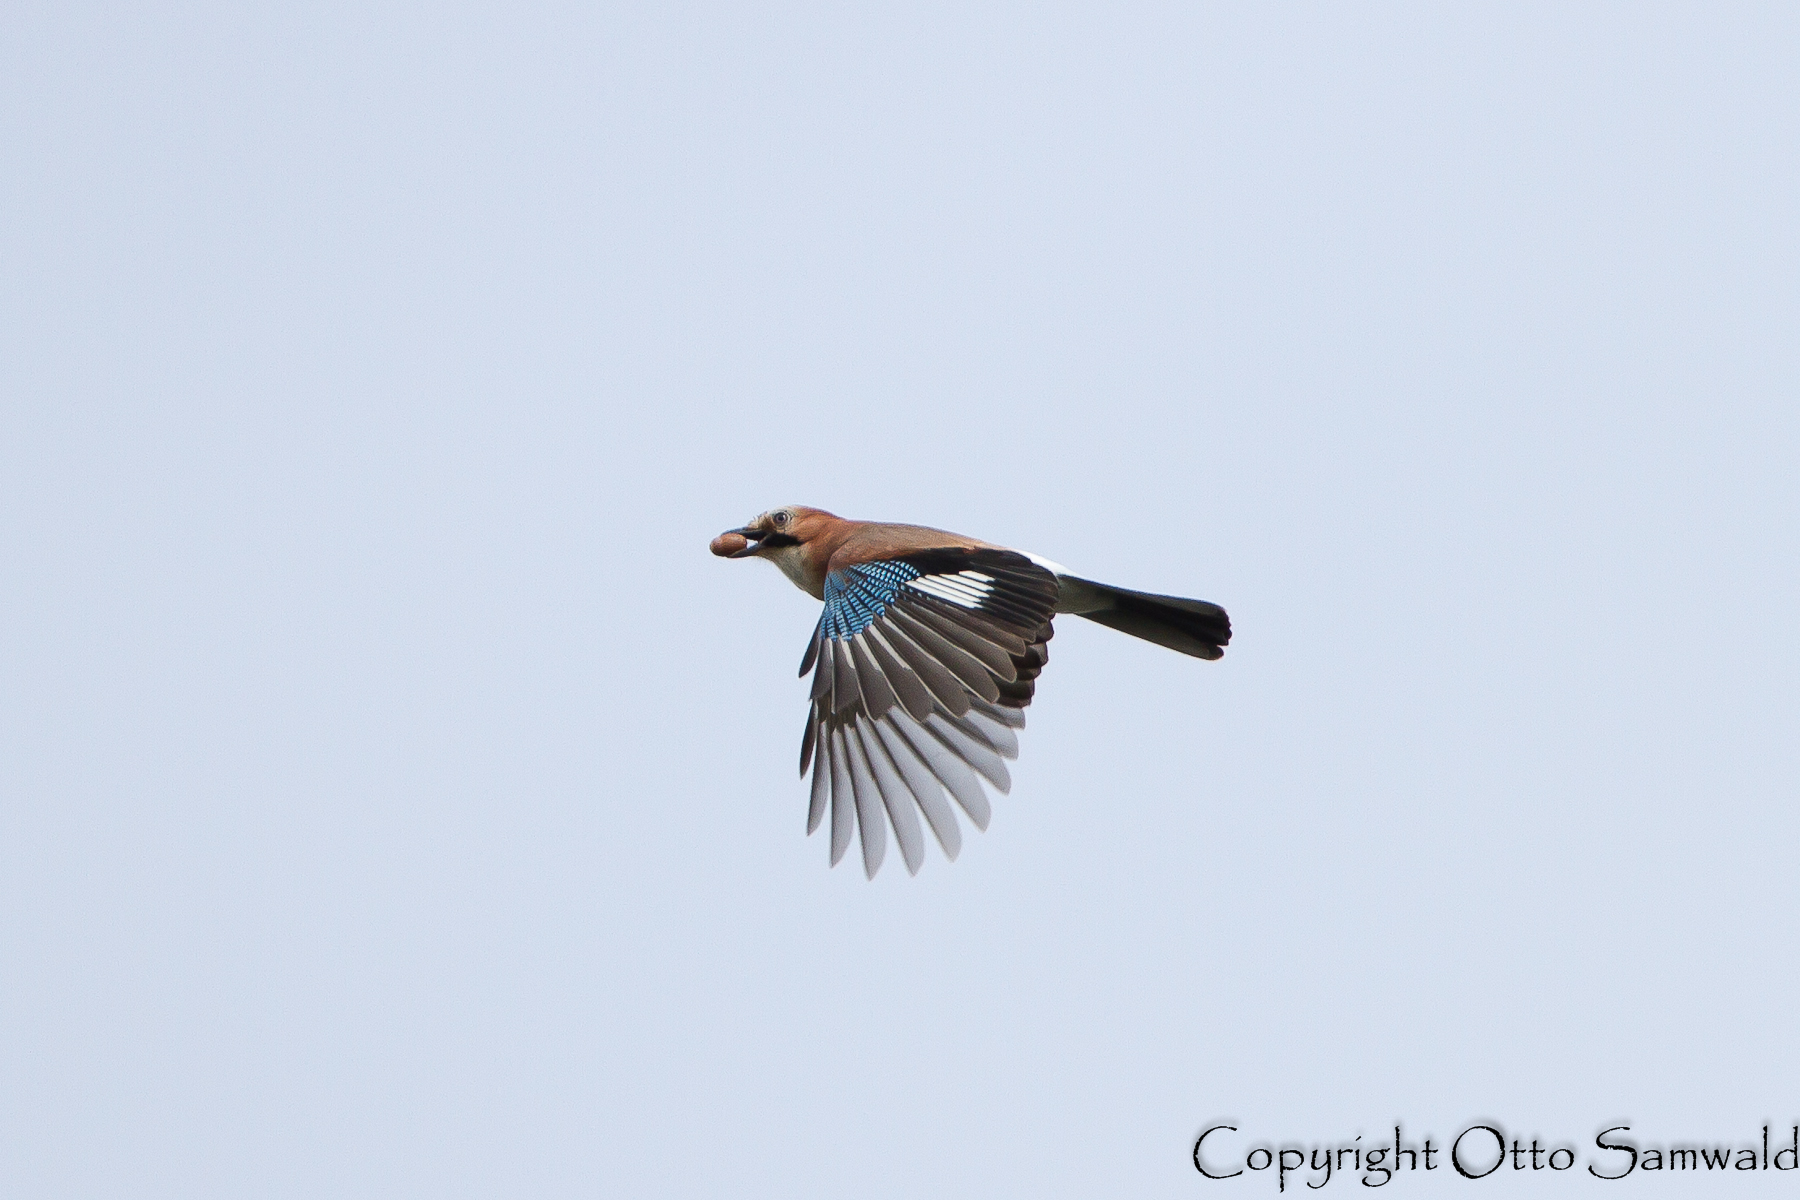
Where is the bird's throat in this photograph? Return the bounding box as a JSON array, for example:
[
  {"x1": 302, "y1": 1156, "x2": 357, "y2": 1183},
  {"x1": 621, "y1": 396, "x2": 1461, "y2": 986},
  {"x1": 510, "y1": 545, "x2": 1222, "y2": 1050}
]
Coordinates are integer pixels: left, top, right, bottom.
[{"x1": 762, "y1": 543, "x2": 820, "y2": 598}]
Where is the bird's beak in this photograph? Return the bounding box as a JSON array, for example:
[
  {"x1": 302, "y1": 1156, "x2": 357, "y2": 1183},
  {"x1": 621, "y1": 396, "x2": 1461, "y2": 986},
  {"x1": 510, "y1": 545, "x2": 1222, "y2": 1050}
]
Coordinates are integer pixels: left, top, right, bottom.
[{"x1": 722, "y1": 526, "x2": 765, "y2": 557}]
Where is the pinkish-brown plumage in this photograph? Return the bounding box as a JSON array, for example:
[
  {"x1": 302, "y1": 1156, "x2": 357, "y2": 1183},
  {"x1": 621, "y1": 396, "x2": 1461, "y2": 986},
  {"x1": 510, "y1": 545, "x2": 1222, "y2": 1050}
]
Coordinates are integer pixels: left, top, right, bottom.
[{"x1": 718, "y1": 505, "x2": 1002, "y2": 598}]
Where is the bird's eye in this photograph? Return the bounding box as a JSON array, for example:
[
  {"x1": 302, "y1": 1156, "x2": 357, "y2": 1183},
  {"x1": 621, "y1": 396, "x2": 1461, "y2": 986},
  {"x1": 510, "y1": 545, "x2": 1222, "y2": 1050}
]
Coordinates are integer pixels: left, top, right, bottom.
[{"x1": 773, "y1": 510, "x2": 790, "y2": 526}]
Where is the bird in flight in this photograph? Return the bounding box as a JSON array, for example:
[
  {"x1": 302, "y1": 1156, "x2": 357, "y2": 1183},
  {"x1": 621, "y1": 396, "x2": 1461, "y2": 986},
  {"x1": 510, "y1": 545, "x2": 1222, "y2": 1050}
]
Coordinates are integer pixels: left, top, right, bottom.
[{"x1": 713, "y1": 506, "x2": 1230, "y2": 878}]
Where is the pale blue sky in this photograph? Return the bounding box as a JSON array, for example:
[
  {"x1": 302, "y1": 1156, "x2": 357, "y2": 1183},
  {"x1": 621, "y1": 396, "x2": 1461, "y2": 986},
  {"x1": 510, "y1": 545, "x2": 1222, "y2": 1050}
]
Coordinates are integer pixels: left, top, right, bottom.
[{"x1": 4, "y1": 3, "x2": 1797, "y2": 1196}]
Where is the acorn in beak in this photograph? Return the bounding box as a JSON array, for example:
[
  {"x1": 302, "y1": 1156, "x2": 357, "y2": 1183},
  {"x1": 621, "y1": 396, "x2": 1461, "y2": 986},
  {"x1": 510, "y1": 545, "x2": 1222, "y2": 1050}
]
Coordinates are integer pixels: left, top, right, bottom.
[{"x1": 710, "y1": 528, "x2": 759, "y2": 558}]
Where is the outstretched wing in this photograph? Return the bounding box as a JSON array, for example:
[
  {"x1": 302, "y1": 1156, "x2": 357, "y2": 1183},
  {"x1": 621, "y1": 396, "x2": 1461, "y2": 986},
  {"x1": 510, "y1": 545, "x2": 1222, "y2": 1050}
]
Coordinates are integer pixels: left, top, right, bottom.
[{"x1": 797, "y1": 548, "x2": 1059, "y2": 878}]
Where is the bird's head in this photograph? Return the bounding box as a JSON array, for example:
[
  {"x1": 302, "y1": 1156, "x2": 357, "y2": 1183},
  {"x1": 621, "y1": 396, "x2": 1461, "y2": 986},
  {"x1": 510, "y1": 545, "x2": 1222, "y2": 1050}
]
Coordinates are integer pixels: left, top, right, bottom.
[{"x1": 711, "y1": 505, "x2": 836, "y2": 560}]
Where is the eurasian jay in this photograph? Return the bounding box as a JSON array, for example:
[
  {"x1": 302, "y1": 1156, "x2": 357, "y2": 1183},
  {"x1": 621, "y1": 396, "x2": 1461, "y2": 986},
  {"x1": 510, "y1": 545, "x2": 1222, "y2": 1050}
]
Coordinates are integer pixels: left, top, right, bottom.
[{"x1": 713, "y1": 506, "x2": 1231, "y2": 878}]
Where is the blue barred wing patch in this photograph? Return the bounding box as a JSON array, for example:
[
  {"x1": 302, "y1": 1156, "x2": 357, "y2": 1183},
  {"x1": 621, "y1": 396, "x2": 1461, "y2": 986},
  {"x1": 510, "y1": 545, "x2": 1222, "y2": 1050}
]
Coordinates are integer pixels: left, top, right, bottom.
[{"x1": 821, "y1": 561, "x2": 922, "y2": 640}]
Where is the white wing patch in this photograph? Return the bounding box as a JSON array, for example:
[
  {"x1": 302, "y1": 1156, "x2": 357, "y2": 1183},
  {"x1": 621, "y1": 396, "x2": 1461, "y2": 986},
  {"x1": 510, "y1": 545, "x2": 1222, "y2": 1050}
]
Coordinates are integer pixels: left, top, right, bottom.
[{"x1": 904, "y1": 569, "x2": 997, "y2": 609}]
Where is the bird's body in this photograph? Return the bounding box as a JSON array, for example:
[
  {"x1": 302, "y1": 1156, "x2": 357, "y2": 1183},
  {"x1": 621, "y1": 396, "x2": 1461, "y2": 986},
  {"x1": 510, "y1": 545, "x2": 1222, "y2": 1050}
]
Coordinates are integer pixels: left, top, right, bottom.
[
  {"x1": 715, "y1": 506, "x2": 1230, "y2": 877},
  {"x1": 747, "y1": 518, "x2": 998, "y2": 599}
]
